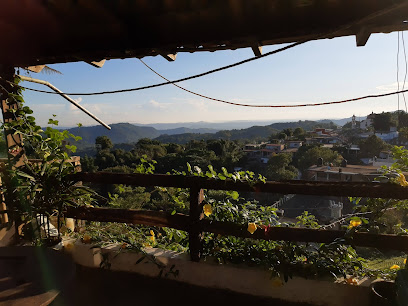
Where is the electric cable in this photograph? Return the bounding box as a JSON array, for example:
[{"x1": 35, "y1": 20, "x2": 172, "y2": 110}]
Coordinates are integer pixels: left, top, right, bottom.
[
  {"x1": 3, "y1": 41, "x2": 307, "y2": 96},
  {"x1": 3, "y1": 1, "x2": 403, "y2": 97},
  {"x1": 139, "y1": 59, "x2": 408, "y2": 108},
  {"x1": 397, "y1": 31, "x2": 401, "y2": 124},
  {"x1": 402, "y1": 31, "x2": 408, "y2": 112}
]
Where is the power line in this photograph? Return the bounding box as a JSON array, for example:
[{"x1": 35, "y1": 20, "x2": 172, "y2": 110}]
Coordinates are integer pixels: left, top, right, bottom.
[
  {"x1": 397, "y1": 31, "x2": 400, "y2": 124},
  {"x1": 402, "y1": 31, "x2": 408, "y2": 112},
  {"x1": 0, "y1": 4, "x2": 401, "y2": 106},
  {"x1": 140, "y1": 58, "x2": 408, "y2": 108},
  {"x1": 5, "y1": 3, "x2": 403, "y2": 97},
  {"x1": 4, "y1": 40, "x2": 307, "y2": 96}
]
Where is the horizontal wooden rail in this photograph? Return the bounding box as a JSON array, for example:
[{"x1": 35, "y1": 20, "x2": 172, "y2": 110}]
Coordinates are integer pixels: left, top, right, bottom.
[
  {"x1": 66, "y1": 206, "x2": 408, "y2": 251},
  {"x1": 73, "y1": 172, "x2": 408, "y2": 199},
  {"x1": 66, "y1": 206, "x2": 190, "y2": 231}
]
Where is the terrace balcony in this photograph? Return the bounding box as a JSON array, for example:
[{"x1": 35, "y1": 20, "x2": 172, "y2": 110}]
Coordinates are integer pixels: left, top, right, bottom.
[{"x1": 1, "y1": 170, "x2": 407, "y2": 305}]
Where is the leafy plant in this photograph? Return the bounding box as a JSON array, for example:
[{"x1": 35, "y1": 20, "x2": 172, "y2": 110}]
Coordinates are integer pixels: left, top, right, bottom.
[{"x1": 0, "y1": 76, "x2": 94, "y2": 244}]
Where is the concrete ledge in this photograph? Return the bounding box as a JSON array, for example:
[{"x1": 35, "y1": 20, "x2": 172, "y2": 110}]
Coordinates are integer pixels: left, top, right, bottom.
[{"x1": 68, "y1": 240, "x2": 371, "y2": 306}]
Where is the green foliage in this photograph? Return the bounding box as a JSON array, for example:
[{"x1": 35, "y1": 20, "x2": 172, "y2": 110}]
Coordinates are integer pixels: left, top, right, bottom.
[
  {"x1": 358, "y1": 135, "x2": 390, "y2": 158},
  {"x1": 293, "y1": 127, "x2": 306, "y2": 140},
  {"x1": 388, "y1": 146, "x2": 408, "y2": 172},
  {"x1": 266, "y1": 153, "x2": 298, "y2": 181},
  {"x1": 95, "y1": 136, "x2": 113, "y2": 151},
  {"x1": 0, "y1": 77, "x2": 93, "y2": 244},
  {"x1": 373, "y1": 112, "x2": 396, "y2": 132},
  {"x1": 296, "y1": 146, "x2": 342, "y2": 171},
  {"x1": 76, "y1": 222, "x2": 182, "y2": 277}
]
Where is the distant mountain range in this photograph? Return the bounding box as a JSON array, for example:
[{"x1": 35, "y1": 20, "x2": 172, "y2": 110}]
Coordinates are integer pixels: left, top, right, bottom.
[
  {"x1": 131, "y1": 117, "x2": 351, "y2": 130},
  {"x1": 67, "y1": 123, "x2": 219, "y2": 148},
  {"x1": 68, "y1": 118, "x2": 346, "y2": 149},
  {"x1": 155, "y1": 120, "x2": 338, "y2": 144}
]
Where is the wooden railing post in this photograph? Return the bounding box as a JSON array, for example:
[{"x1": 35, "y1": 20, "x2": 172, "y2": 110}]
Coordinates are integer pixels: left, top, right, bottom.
[
  {"x1": 189, "y1": 186, "x2": 204, "y2": 262},
  {"x1": 0, "y1": 66, "x2": 21, "y2": 232},
  {"x1": 0, "y1": 66, "x2": 25, "y2": 167}
]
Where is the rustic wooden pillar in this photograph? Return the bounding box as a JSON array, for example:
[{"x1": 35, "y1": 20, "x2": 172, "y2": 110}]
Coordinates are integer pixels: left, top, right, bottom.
[
  {"x1": 0, "y1": 65, "x2": 25, "y2": 167},
  {"x1": 0, "y1": 65, "x2": 24, "y2": 233},
  {"x1": 189, "y1": 187, "x2": 204, "y2": 262}
]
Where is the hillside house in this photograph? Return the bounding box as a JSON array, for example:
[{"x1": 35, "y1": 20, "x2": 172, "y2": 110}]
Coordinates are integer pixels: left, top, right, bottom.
[
  {"x1": 375, "y1": 127, "x2": 399, "y2": 143},
  {"x1": 286, "y1": 140, "x2": 303, "y2": 148},
  {"x1": 360, "y1": 112, "x2": 376, "y2": 130},
  {"x1": 373, "y1": 150, "x2": 396, "y2": 167},
  {"x1": 314, "y1": 128, "x2": 333, "y2": 136},
  {"x1": 305, "y1": 164, "x2": 384, "y2": 182},
  {"x1": 265, "y1": 144, "x2": 285, "y2": 152},
  {"x1": 243, "y1": 143, "x2": 265, "y2": 151}
]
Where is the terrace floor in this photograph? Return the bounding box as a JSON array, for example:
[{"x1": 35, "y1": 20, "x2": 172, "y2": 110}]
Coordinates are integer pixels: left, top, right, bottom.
[{"x1": 51, "y1": 266, "x2": 314, "y2": 306}]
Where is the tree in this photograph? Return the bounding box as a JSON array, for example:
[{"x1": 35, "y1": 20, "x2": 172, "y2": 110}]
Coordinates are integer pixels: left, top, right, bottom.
[
  {"x1": 282, "y1": 128, "x2": 293, "y2": 138},
  {"x1": 399, "y1": 127, "x2": 408, "y2": 144},
  {"x1": 266, "y1": 153, "x2": 298, "y2": 181},
  {"x1": 359, "y1": 135, "x2": 389, "y2": 157},
  {"x1": 81, "y1": 155, "x2": 98, "y2": 172},
  {"x1": 278, "y1": 132, "x2": 288, "y2": 140},
  {"x1": 398, "y1": 111, "x2": 408, "y2": 128},
  {"x1": 95, "y1": 136, "x2": 113, "y2": 151},
  {"x1": 268, "y1": 133, "x2": 279, "y2": 143},
  {"x1": 293, "y1": 127, "x2": 305, "y2": 139},
  {"x1": 373, "y1": 112, "x2": 395, "y2": 132},
  {"x1": 297, "y1": 146, "x2": 342, "y2": 172}
]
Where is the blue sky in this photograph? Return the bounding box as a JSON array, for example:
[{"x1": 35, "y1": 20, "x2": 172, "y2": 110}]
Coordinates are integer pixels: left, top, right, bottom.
[{"x1": 20, "y1": 32, "x2": 406, "y2": 127}]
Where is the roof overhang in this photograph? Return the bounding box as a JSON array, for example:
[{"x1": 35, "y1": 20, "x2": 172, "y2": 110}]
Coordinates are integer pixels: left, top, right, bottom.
[{"x1": 1, "y1": 0, "x2": 408, "y2": 67}]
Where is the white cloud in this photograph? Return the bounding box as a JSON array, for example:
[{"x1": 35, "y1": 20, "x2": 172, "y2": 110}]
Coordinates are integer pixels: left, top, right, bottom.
[
  {"x1": 147, "y1": 99, "x2": 173, "y2": 109},
  {"x1": 69, "y1": 97, "x2": 83, "y2": 111},
  {"x1": 376, "y1": 82, "x2": 408, "y2": 93},
  {"x1": 185, "y1": 99, "x2": 208, "y2": 112}
]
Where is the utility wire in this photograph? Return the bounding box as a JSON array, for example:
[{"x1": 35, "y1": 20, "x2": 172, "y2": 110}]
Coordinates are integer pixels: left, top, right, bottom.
[
  {"x1": 402, "y1": 31, "x2": 408, "y2": 112},
  {"x1": 4, "y1": 0, "x2": 404, "y2": 97},
  {"x1": 140, "y1": 58, "x2": 408, "y2": 108},
  {"x1": 4, "y1": 41, "x2": 307, "y2": 96},
  {"x1": 397, "y1": 31, "x2": 400, "y2": 125}
]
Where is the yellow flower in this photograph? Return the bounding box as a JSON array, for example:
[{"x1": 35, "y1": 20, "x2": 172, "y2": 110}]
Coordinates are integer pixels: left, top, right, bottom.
[
  {"x1": 247, "y1": 223, "x2": 257, "y2": 234},
  {"x1": 82, "y1": 234, "x2": 91, "y2": 244},
  {"x1": 203, "y1": 204, "x2": 212, "y2": 217},
  {"x1": 271, "y1": 277, "x2": 283, "y2": 287},
  {"x1": 398, "y1": 173, "x2": 408, "y2": 186},
  {"x1": 149, "y1": 235, "x2": 155, "y2": 243},
  {"x1": 404, "y1": 258, "x2": 407, "y2": 264},
  {"x1": 348, "y1": 220, "x2": 362, "y2": 229},
  {"x1": 346, "y1": 277, "x2": 358, "y2": 285},
  {"x1": 390, "y1": 264, "x2": 400, "y2": 270},
  {"x1": 150, "y1": 230, "x2": 155, "y2": 236}
]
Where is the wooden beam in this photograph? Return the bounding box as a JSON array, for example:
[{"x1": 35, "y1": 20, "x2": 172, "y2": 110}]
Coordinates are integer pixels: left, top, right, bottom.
[
  {"x1": 65, "y1": 206, "x2": 408, "y2": 251},
  {"x1": 73, "y1": 172, "x2": 408, "y2": 200},
  {"x1": 251, "y1": 44, "x2": 262, "y2": 57},
  {"x1": 25, "y1": 65, "x2": 45, "y2": 73},
  {"x1": 161, "y1": 53, "x2": 177, "y2": 62},
  {"x1": 356, "y1": 27, "x2": 372, "y2": 47},
  {"x1": 86, "y1": 59, "x2": 106, "y2": 68},
  {"x1": 65, "y1": 206, "x2": 190, "y2": 231}
]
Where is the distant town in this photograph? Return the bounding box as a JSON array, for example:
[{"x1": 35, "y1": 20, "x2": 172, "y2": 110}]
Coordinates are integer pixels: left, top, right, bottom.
[{"x1": 60, "y1": 110, "x2": 408, "y2": 226}]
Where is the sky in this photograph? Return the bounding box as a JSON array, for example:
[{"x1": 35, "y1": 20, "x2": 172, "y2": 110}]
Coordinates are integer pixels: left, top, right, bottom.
[{"x1": 19, "y1": 32, "x2": 408, "y2": 128}]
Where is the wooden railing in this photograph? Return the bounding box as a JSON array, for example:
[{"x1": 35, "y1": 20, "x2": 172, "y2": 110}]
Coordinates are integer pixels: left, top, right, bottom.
[{"x1": 63, "y1": 172, "x2": 408, "y2": 261}]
